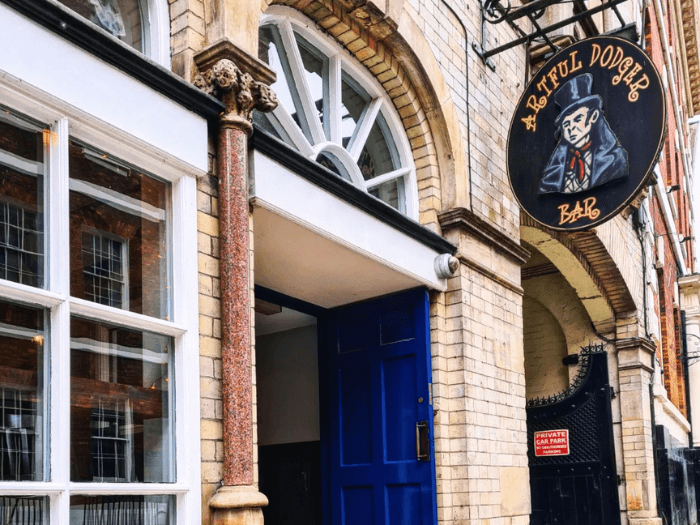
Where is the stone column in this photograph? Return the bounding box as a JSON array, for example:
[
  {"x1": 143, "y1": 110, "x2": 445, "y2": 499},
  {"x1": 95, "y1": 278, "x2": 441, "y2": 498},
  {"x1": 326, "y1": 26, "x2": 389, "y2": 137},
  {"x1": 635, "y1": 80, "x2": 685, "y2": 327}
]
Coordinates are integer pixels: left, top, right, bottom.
[
  {"x1": 679, "y1": 275, "x2": 700, "y2": 447},
  {"x1": 194, "y1": 40, "x2": 278, "y2": 525},
  {"x1": 616, "y1": 337, "x2": 662, "y2": 525},
  {"x1": 438, "y1": 209, "x2": 532, "y2": 525}
]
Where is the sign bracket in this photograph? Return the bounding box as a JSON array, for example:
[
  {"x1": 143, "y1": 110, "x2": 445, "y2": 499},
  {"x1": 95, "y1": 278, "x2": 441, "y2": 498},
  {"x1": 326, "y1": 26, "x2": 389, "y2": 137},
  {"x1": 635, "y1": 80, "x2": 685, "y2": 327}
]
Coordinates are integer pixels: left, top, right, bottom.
[{"x1": 474, "y1": 0, "x2": 632, "y2": 68}]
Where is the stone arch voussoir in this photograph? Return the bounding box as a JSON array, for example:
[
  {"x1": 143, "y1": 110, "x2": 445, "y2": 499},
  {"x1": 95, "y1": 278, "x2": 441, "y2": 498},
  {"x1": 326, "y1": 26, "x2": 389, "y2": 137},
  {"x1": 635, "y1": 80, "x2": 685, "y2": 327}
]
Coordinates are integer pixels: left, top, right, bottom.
[{"x1": 521, "y1": 215, "x2": 636, "y2": 334}]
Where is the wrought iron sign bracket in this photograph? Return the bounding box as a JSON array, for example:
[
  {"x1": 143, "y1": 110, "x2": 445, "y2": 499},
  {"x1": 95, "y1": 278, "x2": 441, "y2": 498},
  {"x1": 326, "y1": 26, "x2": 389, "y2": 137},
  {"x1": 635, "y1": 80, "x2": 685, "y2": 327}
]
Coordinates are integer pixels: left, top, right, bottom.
[
  {"x1": 473, "y1": 0, "x2": 630, "y2": 69},
  {"x1": 684, "y1": 333, "x2": 700, "y2": 366}
]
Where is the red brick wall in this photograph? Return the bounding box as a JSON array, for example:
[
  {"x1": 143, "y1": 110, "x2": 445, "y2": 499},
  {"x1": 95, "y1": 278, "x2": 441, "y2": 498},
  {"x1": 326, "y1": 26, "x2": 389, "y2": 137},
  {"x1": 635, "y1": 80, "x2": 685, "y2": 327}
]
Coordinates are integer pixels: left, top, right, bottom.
[{"x1": 645, "y1": 3, "x2": 691, "y2": 414}]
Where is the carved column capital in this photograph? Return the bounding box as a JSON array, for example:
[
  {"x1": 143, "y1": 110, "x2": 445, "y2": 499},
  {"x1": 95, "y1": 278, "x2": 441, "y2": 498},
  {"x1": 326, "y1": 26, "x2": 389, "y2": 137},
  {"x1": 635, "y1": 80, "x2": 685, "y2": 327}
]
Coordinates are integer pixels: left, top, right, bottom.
[{"x1": 194, "y1": 40, "x2": 278, "y2": 133}]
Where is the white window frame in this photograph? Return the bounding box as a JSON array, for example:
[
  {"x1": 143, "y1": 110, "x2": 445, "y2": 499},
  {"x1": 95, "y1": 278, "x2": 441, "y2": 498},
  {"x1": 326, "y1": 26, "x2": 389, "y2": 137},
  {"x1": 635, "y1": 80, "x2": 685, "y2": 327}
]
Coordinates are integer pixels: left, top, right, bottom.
[
  {"x1": 0, "y1": 79, "x2": 201, "y2": 525},
  {"x1": 48, "y1": 0, "x2": 171, "y2": 68},
  {"x1": 80, "y1": 227, "x2": 130, "y2": 310},
  {"x1": 145, "y1": 0, "x2": 172, "y2": 68},
  {"x1": 260, "y1": 6, "x2": 419, "y2": 219}
]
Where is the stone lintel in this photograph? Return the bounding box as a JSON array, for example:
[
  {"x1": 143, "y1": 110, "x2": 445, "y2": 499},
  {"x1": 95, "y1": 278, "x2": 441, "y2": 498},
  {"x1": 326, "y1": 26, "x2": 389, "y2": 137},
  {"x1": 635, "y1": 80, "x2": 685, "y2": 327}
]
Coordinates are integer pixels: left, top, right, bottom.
[
  {"x1": 616, "y1": 337, "x2": 656, "y2": 373},
  {"x1": 439, "y1": 207, "x2": 530, "y2": 265},
  {"x1": 195, "y1": 39, "x2": 276, "y2": 86}
]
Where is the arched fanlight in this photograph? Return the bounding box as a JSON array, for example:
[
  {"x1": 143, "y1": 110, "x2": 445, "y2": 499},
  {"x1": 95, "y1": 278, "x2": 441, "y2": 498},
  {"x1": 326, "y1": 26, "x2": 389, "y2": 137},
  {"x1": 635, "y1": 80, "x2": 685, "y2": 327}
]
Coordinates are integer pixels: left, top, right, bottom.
[{"x1": 257, "y1": 8, "x2": 418, "y2": 218}]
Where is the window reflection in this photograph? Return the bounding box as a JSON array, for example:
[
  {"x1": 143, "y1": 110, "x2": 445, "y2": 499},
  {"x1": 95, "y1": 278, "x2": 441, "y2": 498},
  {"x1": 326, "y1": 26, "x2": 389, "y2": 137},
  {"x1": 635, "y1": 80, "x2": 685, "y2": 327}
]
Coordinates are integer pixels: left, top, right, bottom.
[
  {"x1": 340, "y1": 74, "x2": 369, "y2": 148},
  {"x1": 0, "y1": 496, "x2": 47, "y2": 524},
  {"x1": 70, "y1": 318, "x2": 174, "y2": 483},
  {"x1": 0, "y1": 113, "x2": 46, "y2": 289},
  {"x1": 360, "y1": 116, "x2": 396, "y2": 180},
  {"x1": 70, "y1": 495, "x2": 173, "y2": 524},
  {"x1": 369, "y1": 178, "x2": 402, "y2": 211},
  {"x1": 69, "y1": 141, "x2": 170, "y2": 320},
  {"x1": 296, "y1": 34, "x2": 327, "y2": 136},
  {"x1": 259, "y1": 26, "x2": 307, "y2": 136},
  {"x1": 56, "y1": 0, "x2": 145, "y2": 52},
  {"x1": 0, "y1": 300, "x2": 46, "y2": 482}
]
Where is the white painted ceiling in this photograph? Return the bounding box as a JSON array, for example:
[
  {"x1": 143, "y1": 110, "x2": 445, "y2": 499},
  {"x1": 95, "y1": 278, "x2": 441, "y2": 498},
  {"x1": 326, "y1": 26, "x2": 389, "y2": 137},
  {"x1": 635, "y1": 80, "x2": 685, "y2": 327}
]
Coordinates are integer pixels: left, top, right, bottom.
[
  {"x1": 253, "y1": 206, "x2": 424, "y2": 309},
  {"x1": 255, "y1": 306, "x2": 317, "y2": 336}
]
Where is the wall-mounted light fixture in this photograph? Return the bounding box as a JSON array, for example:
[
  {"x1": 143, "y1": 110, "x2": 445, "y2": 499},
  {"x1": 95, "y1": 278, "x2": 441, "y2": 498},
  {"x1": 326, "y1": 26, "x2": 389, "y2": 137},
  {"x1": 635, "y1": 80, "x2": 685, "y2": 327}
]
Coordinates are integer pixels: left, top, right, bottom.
[{"x1": 435, "y1": 254, "x2": 460, "y2": 279}]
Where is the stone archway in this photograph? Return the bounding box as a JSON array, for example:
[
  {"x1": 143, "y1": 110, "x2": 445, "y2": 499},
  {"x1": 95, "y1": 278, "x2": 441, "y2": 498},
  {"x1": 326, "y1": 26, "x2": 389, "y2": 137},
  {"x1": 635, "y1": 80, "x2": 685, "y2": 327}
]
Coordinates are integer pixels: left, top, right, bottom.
[{"x1": 521, "y1": 223, "x2": 618, "y2": 333}]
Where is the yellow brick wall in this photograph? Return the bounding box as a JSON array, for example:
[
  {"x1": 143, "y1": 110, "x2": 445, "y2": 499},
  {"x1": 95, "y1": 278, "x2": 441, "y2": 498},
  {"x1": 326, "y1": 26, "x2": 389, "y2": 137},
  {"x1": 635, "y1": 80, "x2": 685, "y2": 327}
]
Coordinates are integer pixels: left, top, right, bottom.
[
  {"x1": 523, "y1": 296, "x2": 569, "y2": 400},
  {"x1": 196, "y1": 156, "x2": 223, "y2": 524}
]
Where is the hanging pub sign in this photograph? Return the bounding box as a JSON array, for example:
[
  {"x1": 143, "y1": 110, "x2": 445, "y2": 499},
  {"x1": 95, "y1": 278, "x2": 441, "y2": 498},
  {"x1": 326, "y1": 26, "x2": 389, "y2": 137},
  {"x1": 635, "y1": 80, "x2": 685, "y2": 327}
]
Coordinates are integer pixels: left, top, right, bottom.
[{"x1": 507, "y1": 36, "x2": 666, "y2": 231}]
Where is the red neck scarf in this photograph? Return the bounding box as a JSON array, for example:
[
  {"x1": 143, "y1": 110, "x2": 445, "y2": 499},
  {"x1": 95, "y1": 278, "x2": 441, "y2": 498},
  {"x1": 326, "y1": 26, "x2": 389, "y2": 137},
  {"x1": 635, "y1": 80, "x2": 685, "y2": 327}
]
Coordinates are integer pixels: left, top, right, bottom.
[{"x1": 568, "y1": 141, "x2": 592, "y2": 181}]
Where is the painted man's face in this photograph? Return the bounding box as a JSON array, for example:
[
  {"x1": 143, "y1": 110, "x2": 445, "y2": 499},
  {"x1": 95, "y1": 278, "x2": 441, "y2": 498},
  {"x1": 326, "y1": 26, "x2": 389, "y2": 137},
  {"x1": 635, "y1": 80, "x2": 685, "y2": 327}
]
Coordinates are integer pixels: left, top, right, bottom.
[{"x1": 561, "y1": 106, "x2": 599, "y2": 148}]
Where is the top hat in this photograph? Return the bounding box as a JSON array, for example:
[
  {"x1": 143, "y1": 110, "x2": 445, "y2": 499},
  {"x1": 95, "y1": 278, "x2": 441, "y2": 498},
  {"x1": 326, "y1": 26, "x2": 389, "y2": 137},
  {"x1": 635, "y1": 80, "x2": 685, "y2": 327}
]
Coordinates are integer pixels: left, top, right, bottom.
[{"x1": 554, "y1": 73, "x2": 603, "y2": 126}]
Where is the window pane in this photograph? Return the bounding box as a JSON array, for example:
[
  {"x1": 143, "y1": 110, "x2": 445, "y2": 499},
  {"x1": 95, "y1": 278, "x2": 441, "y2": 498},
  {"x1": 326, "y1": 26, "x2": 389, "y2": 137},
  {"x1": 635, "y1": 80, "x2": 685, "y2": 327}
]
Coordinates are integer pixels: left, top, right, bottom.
[
  {"x1": 0, "y1": 300, "x2": 46, "y2": 482},
  {"x1": 69, "y1": 142, "x2": 170, "y2": 320},
  {"x1": 259, "y1": 26, "x2": 309, "y2": 140},
  {"x1": 0, "y1": 113, "x2": 46, "y2": 289},
  {"x1": 0, "y1": 496, "x2": 48, "y2": 523},
  {"x1": 70, "y1": 318, "x2": 174, "y2": 483},
  {"x1": 359, "y1": 115, "x2": 397, "y2": 180},
  {"x1": 56, "y1": 0, "x2": 144, "y2": 52},
  {"x1": 369, "y1": 178, "x2": 403, "y2": 211},
  {"x1": 70, "y1": 495, "x2": 173, "y2": 524},
  {"x1": 316, "y1": 152, "x2": 352, "y2": 182},
  {"x1": 341, "y1": 74, "x2": 369, "y2": 148},
  {"x1": 252, "y1": 112, "x2": 298, "y2": 151},
  {"x1": 82, "y1": 232, "x2": 127, "y2": 308},
  {"x1": 295, "y1": 34, "x2": 327, "y2": 138}
]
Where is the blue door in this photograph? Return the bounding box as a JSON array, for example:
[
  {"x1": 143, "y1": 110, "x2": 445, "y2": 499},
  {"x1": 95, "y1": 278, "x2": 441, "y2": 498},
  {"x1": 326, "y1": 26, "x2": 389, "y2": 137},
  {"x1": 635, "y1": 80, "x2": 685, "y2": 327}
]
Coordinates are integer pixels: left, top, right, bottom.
[{"x1": 320, "y1": 288, "x2": 437, "y2": 525}]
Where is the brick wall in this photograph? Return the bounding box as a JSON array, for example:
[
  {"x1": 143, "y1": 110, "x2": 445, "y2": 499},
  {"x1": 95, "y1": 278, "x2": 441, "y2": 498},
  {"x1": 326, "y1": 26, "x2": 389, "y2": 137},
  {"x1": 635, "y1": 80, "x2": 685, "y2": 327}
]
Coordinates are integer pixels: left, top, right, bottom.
[
  {"x1": 403, "y1": 0, "x2": 524, "y2": 237},
  {"x1": 643, "y1": 0, "x2": 690, "y2": 417},
  {"x1": 197, "y1": 148, "x2": 224, "y2": 525},
  {"x1": 170, "y1": 0, "x2": 206, "y2": 81},
  {"x1": 523, "y1": 296, "x2": 569, "y2": 400},
  {"x1": 433, "y1": 260, "x2": 529, "y2": 525}
]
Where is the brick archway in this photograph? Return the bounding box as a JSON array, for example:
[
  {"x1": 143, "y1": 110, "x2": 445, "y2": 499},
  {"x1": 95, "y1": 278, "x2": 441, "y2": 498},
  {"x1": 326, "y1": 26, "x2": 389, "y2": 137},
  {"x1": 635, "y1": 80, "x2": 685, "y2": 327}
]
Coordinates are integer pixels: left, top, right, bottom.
[{"x1": 521, "y1": 216, "x2": 636, "y2": 333}]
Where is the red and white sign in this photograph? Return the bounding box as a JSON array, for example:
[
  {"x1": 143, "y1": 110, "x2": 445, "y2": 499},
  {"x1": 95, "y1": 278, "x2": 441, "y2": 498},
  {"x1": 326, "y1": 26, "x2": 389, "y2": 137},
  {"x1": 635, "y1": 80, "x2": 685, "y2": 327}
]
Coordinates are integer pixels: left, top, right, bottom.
[{"x1": 534, "y1": 429, "x2": 570, "y2": 457}]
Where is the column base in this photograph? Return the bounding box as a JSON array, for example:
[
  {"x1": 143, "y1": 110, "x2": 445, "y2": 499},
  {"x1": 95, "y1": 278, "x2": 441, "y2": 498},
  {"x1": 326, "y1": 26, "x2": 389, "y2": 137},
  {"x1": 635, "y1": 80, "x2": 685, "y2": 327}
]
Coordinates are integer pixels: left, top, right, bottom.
[{"x1": 210, "y1": 485, "x2": 268, "y2": 525}]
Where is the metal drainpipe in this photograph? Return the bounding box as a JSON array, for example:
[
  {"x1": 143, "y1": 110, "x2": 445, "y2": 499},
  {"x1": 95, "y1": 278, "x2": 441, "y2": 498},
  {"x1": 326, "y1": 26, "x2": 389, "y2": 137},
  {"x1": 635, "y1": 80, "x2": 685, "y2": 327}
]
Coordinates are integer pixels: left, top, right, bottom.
[
  {"x1": 633, "y1": 207, "x2": 650, "y2": 337},
  {"x1": 681, "y1": 311, "x2": 694, "y2": 447},
  {"x1": 439, "y1": 0, "x2": 474, "y2": 212}
]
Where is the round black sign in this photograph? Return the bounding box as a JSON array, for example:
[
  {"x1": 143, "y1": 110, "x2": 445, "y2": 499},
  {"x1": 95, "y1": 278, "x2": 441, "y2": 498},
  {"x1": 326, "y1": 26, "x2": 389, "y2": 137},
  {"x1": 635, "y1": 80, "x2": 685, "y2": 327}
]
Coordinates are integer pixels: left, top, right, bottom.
[{"x1": 507, "y1": 36, "x2": 666, "y2": 231}]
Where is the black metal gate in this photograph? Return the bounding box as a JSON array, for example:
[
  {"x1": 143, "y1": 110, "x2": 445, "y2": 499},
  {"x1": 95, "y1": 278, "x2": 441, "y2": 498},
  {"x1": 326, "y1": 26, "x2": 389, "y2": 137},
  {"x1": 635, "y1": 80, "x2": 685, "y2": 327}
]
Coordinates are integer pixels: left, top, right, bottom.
[{"x1": 527, "y1": 344, "x2": 621, "y2": 525}]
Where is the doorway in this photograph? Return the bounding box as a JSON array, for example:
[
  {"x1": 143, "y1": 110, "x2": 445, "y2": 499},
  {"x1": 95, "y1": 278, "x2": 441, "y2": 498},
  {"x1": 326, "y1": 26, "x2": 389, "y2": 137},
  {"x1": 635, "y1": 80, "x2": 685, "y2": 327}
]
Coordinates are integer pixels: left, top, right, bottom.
[
  {"x1": 255, "y1": 287, "x2": 438, "y2": 525},
  {"x1": 255, "y1": 294, "x2": 322, "y2": 525}
]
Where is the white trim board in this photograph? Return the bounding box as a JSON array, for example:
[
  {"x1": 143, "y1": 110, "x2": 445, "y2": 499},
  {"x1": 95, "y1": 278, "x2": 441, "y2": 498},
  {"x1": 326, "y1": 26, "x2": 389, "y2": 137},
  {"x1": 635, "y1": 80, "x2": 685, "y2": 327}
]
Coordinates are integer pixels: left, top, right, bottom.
[
  {"x1": 0, "y1": 3, "x2": 207, "y2": 173},
  {"x1": 251, "y1": 151, "x2": 447, "y2": 292}
]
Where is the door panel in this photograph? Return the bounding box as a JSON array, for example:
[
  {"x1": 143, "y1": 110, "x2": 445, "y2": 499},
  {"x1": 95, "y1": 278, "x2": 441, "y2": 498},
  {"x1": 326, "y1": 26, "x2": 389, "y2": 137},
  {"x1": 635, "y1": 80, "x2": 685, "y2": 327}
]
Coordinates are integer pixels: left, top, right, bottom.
[
  {"x1": 383, "y1": 355, "x2": 417, "y2": 463},
  {"x1": 322, "y1": 289, "x2": 436, "y2": 525}
]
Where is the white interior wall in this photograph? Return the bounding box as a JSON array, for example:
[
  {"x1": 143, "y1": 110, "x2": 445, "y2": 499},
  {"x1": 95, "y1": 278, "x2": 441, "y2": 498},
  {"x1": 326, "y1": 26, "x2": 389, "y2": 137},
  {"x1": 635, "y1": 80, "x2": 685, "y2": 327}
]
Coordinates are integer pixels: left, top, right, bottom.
[{"x1": 256, "y1": 324, "x2": 320, "y2": 446}]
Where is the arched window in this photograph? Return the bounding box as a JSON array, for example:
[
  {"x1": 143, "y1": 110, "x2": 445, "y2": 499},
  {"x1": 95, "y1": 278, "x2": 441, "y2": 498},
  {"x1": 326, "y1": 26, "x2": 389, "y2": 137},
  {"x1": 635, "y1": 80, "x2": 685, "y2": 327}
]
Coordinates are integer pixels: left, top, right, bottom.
[
  {"x1": 57, "y1": 0, "x2": 146, "y2": 51},
  {"x1": 55, "y1": 0, "x2": 170, "y2": 64},
  {"x1": 257, "y1": 8, "x2": 419, "y2": 218}
]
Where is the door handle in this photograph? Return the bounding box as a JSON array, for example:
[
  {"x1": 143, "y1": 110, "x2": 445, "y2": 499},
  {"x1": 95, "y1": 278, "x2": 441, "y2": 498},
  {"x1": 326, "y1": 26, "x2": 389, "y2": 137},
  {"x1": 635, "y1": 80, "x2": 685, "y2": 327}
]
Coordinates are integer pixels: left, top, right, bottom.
[{"x1": 416, "y1": 421, "x2": 430, "y2": 461}]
